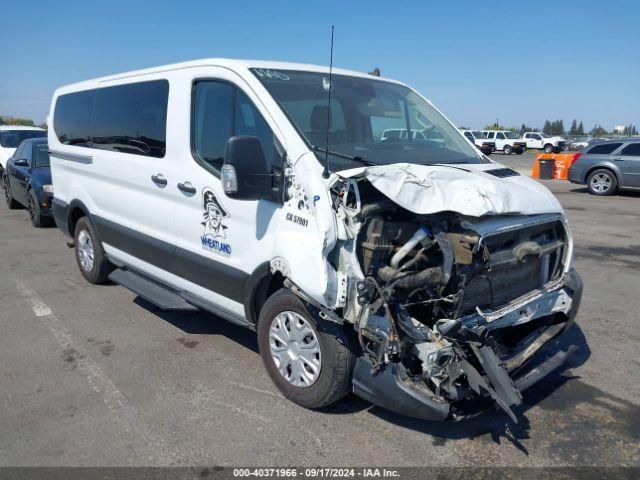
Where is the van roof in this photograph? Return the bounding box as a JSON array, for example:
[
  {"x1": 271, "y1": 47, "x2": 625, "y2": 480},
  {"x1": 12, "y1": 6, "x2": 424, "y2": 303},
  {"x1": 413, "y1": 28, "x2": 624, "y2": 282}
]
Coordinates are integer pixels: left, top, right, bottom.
[
  {"x1": 0, "y1": 125, "x2": 45, "y2": 131},
  {"x1": 54, "y1": 58, "x2": 405, "y2": 94}
]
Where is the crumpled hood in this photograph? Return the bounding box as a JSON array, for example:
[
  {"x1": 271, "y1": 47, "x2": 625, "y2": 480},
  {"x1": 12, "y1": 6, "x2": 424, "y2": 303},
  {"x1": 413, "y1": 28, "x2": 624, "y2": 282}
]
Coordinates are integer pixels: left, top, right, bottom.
[{"x1": 350, "y1": 162, "x2": 563, "y2": 217}]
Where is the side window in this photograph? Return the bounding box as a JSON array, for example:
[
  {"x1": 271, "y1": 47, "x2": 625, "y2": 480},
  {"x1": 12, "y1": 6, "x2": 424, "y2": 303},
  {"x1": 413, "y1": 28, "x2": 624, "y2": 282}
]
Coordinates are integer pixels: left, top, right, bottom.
[
  {"x1": 487, "y1": 132, "x2": 495, "y2": 139},
  {"x1": 464, "y1": 132, "x2": 474, "y2": 142},
  {"x1": 497, "y1": 132, "x2": 505, "y2": 139},
  {"x1": 13, "y1": 142, "x2": 26, "y2": 160},
  {"x1": 533, "y1": 134, "x2": 541, "y2": 140},
  {"x1": 54, "y1": 90, "x2": 95, "y2": 146},
  {"x1": 587, "y1": 143, "x2": 622, "y2": 155},
  {"x1": 92, "y1": 80, "x2": 168, "y2": 158},
  {"x1": 524, "y1": 133, "x2": 531, "y2": 139},
  {"x1": 234, "y1": 90, "x2": 277, "y2": 169},
  {"x1": 620, "y1": 143, "x2": 640, "y2": 156},
  {"x1": 193, "y1": 81, "x2": 278, "y2": 175},
  {"x1": 193, "y1": 82, "x2": 235, "y2": 173}
]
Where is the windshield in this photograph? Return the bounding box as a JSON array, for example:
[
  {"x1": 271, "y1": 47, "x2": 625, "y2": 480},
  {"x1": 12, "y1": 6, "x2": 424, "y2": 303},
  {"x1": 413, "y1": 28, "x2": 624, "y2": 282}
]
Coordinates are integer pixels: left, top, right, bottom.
[
  {"x1": 540, "y1": 132, "x2": 551, "y2": 138},
  {"x1": 252, "y1": 69, "x2": 482, "y2": 169},
  {"x1": 0, "y1": 130, "x2": 45, "y2": 148},
  {"x1": 472, "y1": 131, "x2": 486, "y2": 138},
  {"x1": 505, "y1": 132, "x2": 520, "y2": 139},
  {"x1": 33, "y1": 142, "x2": 50, "y2": 168}
]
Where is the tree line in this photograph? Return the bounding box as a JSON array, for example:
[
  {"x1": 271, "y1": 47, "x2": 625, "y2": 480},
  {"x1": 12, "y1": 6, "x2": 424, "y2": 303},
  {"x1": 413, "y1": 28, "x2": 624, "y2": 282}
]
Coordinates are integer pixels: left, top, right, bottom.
[
  {"x1": 482, "y1": 119, "x2": 638, "y2": 137},
  {"x1": 0, "y1": 116, "x2": 47, "y2": 128}
]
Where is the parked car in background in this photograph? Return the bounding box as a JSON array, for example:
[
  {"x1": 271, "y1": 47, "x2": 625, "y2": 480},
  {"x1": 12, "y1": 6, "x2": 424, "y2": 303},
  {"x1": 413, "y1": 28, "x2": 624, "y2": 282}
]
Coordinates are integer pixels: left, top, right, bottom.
[
  {"x1": 0, "y1": 126, "x2": 46, "y2": 175},
  {"x1": 3, "y1": 138, "x2": 54, "y2": 227},
  {"x1": 460, "y1": 129, "x2": 495, "y2": 155},
  {"x1": 522, "y1": 132, "x2": 566, "y2": 153},
  {"x1": 568, "y1": 136, "x2": 597, "y2": 151},
  {"x1": 481, "y1": 130, "x2": 526, "y2": 154},
  {"x1": 568, "y1": 139, "x2": 640, "y2": 195}
]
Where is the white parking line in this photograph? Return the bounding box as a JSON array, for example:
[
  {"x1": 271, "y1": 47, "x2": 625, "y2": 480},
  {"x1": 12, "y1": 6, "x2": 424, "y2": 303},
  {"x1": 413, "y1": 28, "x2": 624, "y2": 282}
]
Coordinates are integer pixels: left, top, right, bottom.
[
  {"x1": 15, "y1": 280, "x2": 172, "y2": 462},
  {"x1": 16, "y1": 280, "x2": 128, "y2": 411}
]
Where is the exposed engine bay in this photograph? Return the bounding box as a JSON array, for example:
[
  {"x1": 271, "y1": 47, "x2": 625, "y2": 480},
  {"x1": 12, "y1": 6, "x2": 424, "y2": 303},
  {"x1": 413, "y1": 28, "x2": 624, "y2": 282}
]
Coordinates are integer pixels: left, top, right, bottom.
[{"x1": 323, "y1": 173, "x2": 583, "y2": 421}]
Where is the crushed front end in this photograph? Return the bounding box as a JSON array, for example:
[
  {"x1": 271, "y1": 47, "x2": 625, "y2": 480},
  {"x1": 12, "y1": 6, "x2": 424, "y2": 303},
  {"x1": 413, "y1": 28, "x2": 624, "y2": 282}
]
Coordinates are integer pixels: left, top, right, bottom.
[{"x1": 347, "y1": 195, "x2": 582, "y2": 421}]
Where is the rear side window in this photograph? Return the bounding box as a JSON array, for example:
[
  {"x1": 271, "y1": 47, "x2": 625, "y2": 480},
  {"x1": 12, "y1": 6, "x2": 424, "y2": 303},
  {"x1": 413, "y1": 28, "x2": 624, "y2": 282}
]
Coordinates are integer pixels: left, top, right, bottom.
[
  {"x1": 92, "y1": 80, "x2": 169, "y2": 158},
  {"x1": 54, "y1": 90, "x2": 95, "y2": 146},
  {"x1": 620, "y1": 143, "x2": 640, "y2": 156},
  {"x1": 587, "y1": 143, "x2": 622, "y2": 155}
]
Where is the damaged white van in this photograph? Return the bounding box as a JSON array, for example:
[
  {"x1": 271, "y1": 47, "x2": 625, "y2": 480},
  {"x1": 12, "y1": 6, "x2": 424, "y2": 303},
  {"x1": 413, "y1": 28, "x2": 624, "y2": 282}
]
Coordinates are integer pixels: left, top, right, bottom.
[{"x1": 48, "y1": 59, "x2": 582, "y2": 421}]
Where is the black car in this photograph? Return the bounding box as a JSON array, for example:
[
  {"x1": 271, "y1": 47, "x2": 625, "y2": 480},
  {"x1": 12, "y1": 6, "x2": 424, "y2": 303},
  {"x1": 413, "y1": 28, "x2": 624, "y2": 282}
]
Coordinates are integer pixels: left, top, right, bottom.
[{"x1": 3, "y1": 137, "x2": 53, "y2": 227}]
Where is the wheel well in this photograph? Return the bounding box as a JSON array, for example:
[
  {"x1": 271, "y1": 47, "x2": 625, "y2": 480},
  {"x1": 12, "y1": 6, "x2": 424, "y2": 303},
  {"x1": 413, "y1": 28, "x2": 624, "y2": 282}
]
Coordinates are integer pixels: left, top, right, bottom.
[
  {"x1": 68, "y1": 206, "x2": 87, "y2": 236},
  {"x1": 584, "y1": 166, "x2": 618, "y2": 184},
  {"x1": 544, "y1": 143, "x2": 553, "y2": 149},
  {"x1": 248, "y1": 271, "x2": 286, "y2": 325}
]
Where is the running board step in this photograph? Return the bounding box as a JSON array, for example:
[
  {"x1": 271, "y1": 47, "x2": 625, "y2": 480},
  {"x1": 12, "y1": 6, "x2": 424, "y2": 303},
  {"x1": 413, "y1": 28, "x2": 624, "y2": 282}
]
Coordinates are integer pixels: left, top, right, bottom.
[{"x1": 108, "y1": 268, "x2": 198, "y2": 311}]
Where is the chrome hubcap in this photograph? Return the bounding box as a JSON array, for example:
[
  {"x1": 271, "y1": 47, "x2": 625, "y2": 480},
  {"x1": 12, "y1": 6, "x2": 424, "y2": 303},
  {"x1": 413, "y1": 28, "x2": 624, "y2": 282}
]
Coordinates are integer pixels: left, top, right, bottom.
[
  {"x1": 269, "y1": 311, "x2": 321, "y2": 388},
  {"x1": 591, "y1": 173, "x2": 611, "y2": 193},
  {"x1": 77, "y1": 229, "x2": 94, "y2": 272}
]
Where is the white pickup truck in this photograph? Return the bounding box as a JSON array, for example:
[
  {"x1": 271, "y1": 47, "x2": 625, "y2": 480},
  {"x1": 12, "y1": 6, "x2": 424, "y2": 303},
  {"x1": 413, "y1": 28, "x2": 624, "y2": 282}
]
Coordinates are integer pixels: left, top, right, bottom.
[
  {"x1": 522, "y1": 132, "x2": 566, "y2": 153},
  {"x1": 481, "y1": 130, "x2": 527, "y2": 155},
  {"x1": 460, "y1": 130, "x2": 495, "y2": 155}
]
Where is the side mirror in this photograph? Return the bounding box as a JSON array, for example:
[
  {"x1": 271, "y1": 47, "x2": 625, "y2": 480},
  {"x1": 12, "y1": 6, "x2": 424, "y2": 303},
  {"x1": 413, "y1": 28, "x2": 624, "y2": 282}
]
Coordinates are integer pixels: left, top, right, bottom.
[
  {"x1": 14, "y1": 158, "x2": 28, "y2": 167},
  {"x1": 222, "y1": 136, "x2": 272, "y2": 201}
]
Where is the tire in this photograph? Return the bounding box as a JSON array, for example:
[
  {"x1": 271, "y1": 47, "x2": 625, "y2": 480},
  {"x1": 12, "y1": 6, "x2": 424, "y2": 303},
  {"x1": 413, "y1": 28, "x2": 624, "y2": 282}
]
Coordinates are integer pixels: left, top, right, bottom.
[
  {"x1": 515, "y1": 148, "x2": 524, "y2": 155},
  {"x1": 27, "y1": 189, "x2": 50, "y2": 228},
  {"x1": 544, "y1": 144, "x2": 554, "y2": 154},
  {"x1": 503, "y1": 145, "x2": 513, "y2": 155},
  {"x1": 587, "y1": 169, "x2": 617, "y2": 196},
  {"x1": 3, "y1": 175, "x2": 20, "y2": 209},
  {"x1": 257, "y1": 288, "x2": 356, "y2": 409},
  {"x1": 74, "y1": 217, "x2": 113, "y2": 284}
]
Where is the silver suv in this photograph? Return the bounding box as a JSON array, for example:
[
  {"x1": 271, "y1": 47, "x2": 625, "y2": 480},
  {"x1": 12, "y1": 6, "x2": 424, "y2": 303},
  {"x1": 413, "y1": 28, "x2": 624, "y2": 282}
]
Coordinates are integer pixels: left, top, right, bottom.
[{"x1": 568, "y1": 139, "x2": 640, "y2": 195}]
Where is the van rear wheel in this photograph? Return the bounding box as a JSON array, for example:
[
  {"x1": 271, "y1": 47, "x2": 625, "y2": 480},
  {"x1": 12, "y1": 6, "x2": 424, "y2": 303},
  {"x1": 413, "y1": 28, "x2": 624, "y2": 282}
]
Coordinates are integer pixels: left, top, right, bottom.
[
  {"x1": 74, "y1": 217, "x2": 113, "y2": 284},
  {"x1": 257, "y1": 289, "x2": 355, "y2": 409}
]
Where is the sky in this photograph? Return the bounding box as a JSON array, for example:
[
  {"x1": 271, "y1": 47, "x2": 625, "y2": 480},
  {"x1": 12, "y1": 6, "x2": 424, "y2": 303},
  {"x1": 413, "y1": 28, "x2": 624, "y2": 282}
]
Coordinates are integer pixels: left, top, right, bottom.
[{"x1": 1, "y1": 0, "x2": 638, "y2": 130}]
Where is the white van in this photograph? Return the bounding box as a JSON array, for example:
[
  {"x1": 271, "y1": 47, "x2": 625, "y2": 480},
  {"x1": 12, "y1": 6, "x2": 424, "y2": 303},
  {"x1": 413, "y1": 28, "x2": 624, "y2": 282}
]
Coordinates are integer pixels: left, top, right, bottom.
[
  {"x1": 48, "y1": 59, "x2": 582, "y2": 421},
  {"x1": 0, "y1": 125, "x2": 46, "y2": 172}
]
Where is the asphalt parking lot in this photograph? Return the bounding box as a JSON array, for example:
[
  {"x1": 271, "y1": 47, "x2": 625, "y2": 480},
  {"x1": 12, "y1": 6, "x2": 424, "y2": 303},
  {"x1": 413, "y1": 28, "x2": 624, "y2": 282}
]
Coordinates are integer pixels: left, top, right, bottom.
[{"x1": 1, "y1": 156, "x2": 639, "y2": 467}]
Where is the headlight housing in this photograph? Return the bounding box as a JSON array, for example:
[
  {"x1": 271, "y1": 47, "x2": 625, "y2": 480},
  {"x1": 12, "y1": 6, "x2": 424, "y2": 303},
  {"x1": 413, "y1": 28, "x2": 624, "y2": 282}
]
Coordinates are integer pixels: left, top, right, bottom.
[{"x1": 42, "y1": 184, "x2": 54, "y2": 193}]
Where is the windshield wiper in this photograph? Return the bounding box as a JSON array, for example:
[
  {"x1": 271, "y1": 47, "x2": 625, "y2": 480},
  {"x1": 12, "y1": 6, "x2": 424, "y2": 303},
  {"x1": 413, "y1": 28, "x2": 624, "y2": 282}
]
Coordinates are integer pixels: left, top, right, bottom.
[{"x1": 312, "y1": 145, "x2": 374, "y2": 167}]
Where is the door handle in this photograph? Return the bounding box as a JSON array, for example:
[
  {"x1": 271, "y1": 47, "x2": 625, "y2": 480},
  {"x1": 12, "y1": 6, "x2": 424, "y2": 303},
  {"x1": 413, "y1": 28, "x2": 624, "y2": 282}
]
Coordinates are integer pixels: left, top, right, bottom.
[
  {"x1": 613, "y1": 157, "x2": 624, "y2": 162},
  {"x1": 177, "y1": 181, "x2": 196, "y2": 194},
  {"x1": 151, "y1": 173, "x2": 167, "y2": 186}
]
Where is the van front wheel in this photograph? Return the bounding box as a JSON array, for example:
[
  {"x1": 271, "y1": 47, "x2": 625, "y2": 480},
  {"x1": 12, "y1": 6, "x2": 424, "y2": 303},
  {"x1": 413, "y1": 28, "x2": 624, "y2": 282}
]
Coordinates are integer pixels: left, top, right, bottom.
[
  {"x1": 257, "y1": 289, "x2": 355, "y2": 409},
  {"x1": 74, "y1": 217, "x2": 113, "y2": 284}
]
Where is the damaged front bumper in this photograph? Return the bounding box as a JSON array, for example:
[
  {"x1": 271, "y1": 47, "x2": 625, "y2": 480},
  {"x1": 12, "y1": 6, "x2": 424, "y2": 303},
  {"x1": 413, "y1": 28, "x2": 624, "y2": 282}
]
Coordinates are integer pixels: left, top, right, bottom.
[{"x1": 352, "y1": 268, "x2": 583, "y2": 421}]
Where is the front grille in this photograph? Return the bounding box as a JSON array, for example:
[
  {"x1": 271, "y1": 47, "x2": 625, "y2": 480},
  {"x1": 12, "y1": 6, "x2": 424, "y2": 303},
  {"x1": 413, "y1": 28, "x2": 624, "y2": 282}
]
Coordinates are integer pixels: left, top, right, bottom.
[
  {"x1": 485, "y1": 168, "x2": 520, "y2": 178},
  {"x1": 457, "y1": 219, "x2": 566, "y2": 314}
]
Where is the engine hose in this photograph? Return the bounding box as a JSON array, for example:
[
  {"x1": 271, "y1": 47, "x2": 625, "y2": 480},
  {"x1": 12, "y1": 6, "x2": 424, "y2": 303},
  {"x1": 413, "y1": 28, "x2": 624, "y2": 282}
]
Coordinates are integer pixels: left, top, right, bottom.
[{"x1": 378, "y1": 266, "x2": 443, "y2": 289}]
